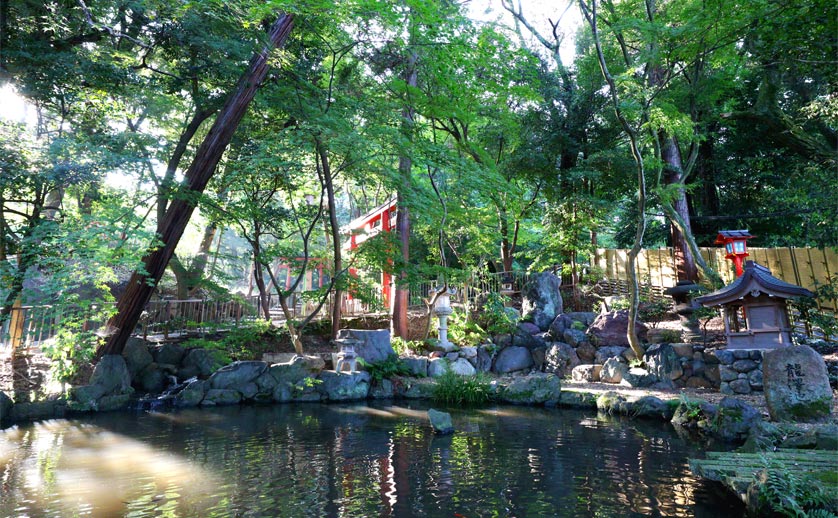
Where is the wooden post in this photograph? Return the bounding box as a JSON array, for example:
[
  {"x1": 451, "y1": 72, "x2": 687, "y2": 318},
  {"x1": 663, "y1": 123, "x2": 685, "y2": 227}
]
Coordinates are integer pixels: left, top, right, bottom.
[{"x1": 9, "y1": 298, "x2": 25, "y2": 353}]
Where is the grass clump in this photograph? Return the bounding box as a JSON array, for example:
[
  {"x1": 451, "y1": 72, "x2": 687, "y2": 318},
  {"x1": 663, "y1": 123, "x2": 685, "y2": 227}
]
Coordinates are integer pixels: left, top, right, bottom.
[{"x1": 432, "y1": 368, "x2": 494, "y2": 406}]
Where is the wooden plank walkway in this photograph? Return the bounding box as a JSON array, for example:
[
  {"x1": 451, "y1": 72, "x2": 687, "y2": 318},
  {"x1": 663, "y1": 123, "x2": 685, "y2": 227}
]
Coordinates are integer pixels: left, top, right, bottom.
[{"x1": 689, "y1": 449, "x2": 838, "y2": 499}]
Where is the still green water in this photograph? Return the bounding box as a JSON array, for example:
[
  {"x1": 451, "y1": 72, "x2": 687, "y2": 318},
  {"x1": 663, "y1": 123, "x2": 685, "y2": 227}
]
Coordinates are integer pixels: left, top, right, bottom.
[{"x1": 0, "y1": 402, "x2": 743, "y2": 517}]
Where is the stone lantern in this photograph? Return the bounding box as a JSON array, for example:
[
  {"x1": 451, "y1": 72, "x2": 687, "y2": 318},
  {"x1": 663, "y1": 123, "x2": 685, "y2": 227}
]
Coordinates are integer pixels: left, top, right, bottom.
[
  {"x1": 715, "y1": 230, "x2": 754, "y2": 277},
  {"x1": 431, "y1": 285, "x2": 457, "y2": 352}
]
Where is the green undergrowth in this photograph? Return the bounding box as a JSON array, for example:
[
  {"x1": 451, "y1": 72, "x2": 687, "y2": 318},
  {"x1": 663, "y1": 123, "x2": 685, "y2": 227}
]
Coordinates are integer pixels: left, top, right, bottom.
[
  {"x1": 755, "y1": 460, "x2": 838, "y2": 518},
  {"x1": 358, "y1": 355, "x2": 414, "y2": 384},
  {"x1": 182, "y1": 319, "x2": 282, "y2": 364},
  {"x1": 432, "y1": 369, "x2": 494, "y2": 406}
]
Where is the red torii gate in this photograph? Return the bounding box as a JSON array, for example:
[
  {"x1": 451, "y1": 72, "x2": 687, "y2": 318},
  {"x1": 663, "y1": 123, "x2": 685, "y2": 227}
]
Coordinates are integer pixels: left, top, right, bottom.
[{"x1": 344, "y1": 198, "x2": 398, "y2": 309}]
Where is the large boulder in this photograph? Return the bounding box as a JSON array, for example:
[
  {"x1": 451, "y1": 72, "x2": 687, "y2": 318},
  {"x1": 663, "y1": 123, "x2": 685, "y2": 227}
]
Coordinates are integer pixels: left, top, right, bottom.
[
  {"x1": 763, "y1": 346, "x2": 833, "y2": 422},
  {"x1": 672, "y1": 397, "x2": 761, "y2": 443},
  {"x1": 153, "y1": 343, "x2": 186, "y2": 366},
  {"x1": 449, "y1": 358, "x2": 477, "y2": 376},
  {"x1": 544, "y1": 343, "x2": 580, "y2": 377},
  {"x1": 600, "y1": 358, "x2": 627, "y2": 384},
  {"x1": 472, "y1": 346, "x2": 494, "y2": 373},
  {"x1": 521, "y1": 272, "x2": 563, "y2": 331},
  {"x1": 252, "y1": 371, "x2": 279, "y2": 401},
  {"x1": 370, "y1": 379, "x2": 394, "y2": 399},
  {"x1": 500, "y1": 373, "x2": 562, "y2": 405},
  {"x1": 620, "y1": 367, "x2": 658, "y2": 388},
  {"x1": 317, "y1": 371, "x2": 370, "y2": 401},
  {"x1": 511, "y1": 326, "x2": 542, "y2": 349},
  {"x1": 493, "y1": 346, "x2": 534, "y2": 374},
  {"x1": 571, "y1": 364, "x2": 602, "y2": 382},
  {"x1": 182, "y1": 348, "x2": 217, "y2": 378},
  {"x1": 428, "y1": 358, "x2": 449, "y2": 378},
  {"x1": 395, "y1": 378, "x2": 437, "y2": 399},
  {"x1": 122, "y1": 338, "x2": 153, "y2": 379},
  {"x1": 595, "y1": 346, "x2": 628, "y2": 365},
  {"x1": 209, "y1": 361, "x2": 267, "y2": 390},
  {"x1": 267, "y1": 356, "x2": 324, "y2": 401},
  {"x1": 548, "y1": 315, "x2": 573, "y2": 339},
  {"x1": 562, "y1": 329, "x2": 588, "y2": 348},
  {"x1": 644, "y1": 343, "x2": 683, "y2": 381},
  {"x1": 336, "y1": 329, "x2": 395, "y2": 364},
  {"x1": 575, "y1": 342, "x2": 597, "y2": 363},
  {"x1": 269, "y1": 355, "x2": 324, "y2": 385},
  {"x1": 74, "y1": 355, "x2": 135, "y2": 408},
  {"x1": 138, "y1": 363, "x2": 169, "y2": 394},
  {"x1": 89, "y1": 355, "x2": 133, "y2": 395},
  {"x1": 586, "y1": 310, "x2": 648, "y2": 347},
  {"x1": 175, "y1": 379, "x2": 208, "y2": 407},
  {"x1": 633, "y1": 395, "x2": 676, "y2": 420},
  {"x1": 202, "y1": 388, "x2": 242, "y2": 406}
]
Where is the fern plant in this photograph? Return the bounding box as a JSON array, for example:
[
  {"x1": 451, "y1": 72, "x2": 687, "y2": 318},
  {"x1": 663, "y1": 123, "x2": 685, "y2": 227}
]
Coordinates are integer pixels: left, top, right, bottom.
[{"x1": 756, "y1": 459, "x2": 837, "y2": 517}]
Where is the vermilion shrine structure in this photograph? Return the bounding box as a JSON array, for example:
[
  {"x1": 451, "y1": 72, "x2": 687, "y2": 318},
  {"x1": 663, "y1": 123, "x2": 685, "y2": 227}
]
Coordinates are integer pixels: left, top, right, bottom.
[{"x1": 343, "y1": 198, "x2": 398, "y2": 310}]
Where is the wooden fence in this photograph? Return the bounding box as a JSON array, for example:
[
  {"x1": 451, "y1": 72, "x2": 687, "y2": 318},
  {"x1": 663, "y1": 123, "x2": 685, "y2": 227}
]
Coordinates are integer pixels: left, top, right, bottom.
[{"x1": 594, "y1": 247, "x2": 838, "y2": 311}]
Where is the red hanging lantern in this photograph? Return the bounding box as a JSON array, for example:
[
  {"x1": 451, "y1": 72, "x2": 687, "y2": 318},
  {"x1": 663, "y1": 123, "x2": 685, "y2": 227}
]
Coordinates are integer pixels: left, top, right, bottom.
[{"x1": 714, "y1": 230, "x2": 754, "y2": 277}]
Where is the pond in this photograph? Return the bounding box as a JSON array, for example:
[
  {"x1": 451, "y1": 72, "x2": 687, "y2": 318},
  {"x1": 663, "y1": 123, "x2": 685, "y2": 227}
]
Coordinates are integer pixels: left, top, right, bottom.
[{"x1": 0, "y1": 402, "x2": 744, "y2": 517}]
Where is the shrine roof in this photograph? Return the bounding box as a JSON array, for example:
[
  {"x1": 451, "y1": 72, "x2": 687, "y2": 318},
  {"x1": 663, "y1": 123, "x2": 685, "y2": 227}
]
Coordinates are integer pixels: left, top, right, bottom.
[{"x1": 695, "y1": 261, "x2": 814, "y2": 307}]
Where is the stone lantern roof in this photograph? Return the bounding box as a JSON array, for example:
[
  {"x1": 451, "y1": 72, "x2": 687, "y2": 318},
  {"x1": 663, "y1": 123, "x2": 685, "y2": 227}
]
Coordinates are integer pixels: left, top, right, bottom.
[{"x1": 695, "y1": 261, "x2": 814, "y2": 307}]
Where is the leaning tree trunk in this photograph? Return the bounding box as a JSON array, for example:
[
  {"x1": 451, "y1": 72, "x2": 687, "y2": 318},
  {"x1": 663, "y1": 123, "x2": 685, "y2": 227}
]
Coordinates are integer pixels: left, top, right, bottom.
[{"x1": 96, "y1": 13, "x2": 295, "y2": 358}]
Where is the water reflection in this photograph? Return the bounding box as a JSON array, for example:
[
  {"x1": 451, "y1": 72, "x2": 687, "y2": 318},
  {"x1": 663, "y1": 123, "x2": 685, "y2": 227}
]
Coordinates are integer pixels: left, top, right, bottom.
[
  {"x1": 1, "y1": 403, "x2": 744, "y2": 517},
  {"x1": 0, "y1": 419, "x2": 218, "y2": 516}
]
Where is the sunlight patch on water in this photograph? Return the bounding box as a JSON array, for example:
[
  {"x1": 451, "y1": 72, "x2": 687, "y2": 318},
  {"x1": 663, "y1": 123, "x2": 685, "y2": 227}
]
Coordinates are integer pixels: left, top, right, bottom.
[{"x1": 1, "y1": 419, "x2": 218, "y2": 516}]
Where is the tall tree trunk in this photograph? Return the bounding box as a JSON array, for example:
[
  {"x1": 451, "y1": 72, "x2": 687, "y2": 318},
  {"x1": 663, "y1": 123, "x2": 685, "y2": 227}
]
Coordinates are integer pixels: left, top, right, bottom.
[
  {"x1": 392, "y1": 49, "x2": 417, "y2": 339},
  {"x1": 660, "y1": 135, "x2": 699, "y2": 283},
  {"x1": 499, "y1": 207, "x2": 513, "y2": 272},
  {"x1": 96, "y1": 13, "x2": 295, "y2": 358},
  {"x1": 315, "y1": 139, "x2": 343, "y2": 339},
  {"x1": 695, "y1": 134, "x2": 720, "y2": 221},
  {"x1": 252, "y1": 257, "x2": 271, "y2": 320}
]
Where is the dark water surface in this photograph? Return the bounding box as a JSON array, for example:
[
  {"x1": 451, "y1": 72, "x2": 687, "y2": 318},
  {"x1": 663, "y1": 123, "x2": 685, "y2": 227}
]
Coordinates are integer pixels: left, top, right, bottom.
[{"x1": 0, "y1": 402, "x2": 744, "y2": 517}]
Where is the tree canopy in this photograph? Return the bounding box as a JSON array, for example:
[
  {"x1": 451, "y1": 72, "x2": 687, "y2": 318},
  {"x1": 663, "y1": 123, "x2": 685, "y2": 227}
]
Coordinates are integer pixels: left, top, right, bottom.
[{"x1": 1, "y1": 0, "x2": 835, "y2": 355}]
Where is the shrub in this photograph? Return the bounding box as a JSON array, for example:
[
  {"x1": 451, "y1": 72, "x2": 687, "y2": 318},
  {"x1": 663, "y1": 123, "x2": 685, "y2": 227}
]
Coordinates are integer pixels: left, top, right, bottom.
[
  {"x1": 432, "y1": 368, "x2": 494, "y2": 406},
  {"x1": 475, "y1": 292, "x2": 517, "y2": 336},
  {"x1": 791, "y1": 278, "x2": 838, "y2": 340},
  {"x1": 638, "y1": 297, "x2": 672, "y2": 328},
  {"x1": 358, "y1": 355, "x2": 413, "y2": 384},
  {"x1": 392, "y1": 336, "x2": 433, "y2": 356},
  {"x1": 447, "y1": 310, "x2": 488, "y2": 347},
  {"x1": 42, "y1": 328, "x2": 98, "y2": 386},
  {"x1": 182, "y1": 319, "x2": 281, "y2": 364}
]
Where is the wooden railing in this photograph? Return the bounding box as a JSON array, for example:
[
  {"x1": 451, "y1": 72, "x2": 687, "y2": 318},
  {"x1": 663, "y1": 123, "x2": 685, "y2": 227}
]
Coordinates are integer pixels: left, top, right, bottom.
[{"x1": 0, "y1": 298, "x2": 261, "y2": 354}]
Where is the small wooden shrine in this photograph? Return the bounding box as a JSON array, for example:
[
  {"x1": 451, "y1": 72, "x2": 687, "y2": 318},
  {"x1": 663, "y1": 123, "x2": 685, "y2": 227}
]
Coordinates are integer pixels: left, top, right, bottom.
[{"x1": 695, "y1": 261, "x2": 813, "y2": 349}]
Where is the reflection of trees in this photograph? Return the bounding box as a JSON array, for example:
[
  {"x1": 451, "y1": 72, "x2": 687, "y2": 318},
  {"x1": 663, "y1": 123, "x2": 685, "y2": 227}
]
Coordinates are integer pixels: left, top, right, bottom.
[{"x1": 1, "y1": 403, "x2": 723, "y2": 517}]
